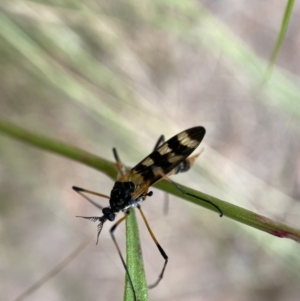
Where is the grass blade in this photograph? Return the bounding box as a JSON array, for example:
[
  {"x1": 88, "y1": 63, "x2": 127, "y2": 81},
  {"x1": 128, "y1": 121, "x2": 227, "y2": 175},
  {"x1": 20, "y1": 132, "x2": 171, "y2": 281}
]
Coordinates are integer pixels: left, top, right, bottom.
[
  {"x1": 124, "y1": 209, "x2": 148, "y2": 301},
  {"x1": 265, "y1": 0, "x2": 296, "y2": 80}
]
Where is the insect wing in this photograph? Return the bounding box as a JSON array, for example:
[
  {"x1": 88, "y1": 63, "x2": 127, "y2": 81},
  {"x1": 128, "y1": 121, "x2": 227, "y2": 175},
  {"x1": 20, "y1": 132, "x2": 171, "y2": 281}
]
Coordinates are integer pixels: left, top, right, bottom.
[{"x1": 131, "y1": 126, "x2": 206, "y2": 185}]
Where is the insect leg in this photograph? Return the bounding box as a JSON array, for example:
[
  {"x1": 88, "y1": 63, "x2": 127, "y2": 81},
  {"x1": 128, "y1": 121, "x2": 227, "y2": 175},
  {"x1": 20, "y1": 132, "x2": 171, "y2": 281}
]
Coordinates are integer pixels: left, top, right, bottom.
[
  {"x1": 110, "y1": 213, "x2": 137, "y2": 301},
  {"x1": 153, "y1": 134, "x2": 165, "y2": 151},
  {"x1": 137, "y1": 204, "x2": 168, "y2": 289},
  {"x1": 113, "y1": 147, "x2": 126, "y2": 176},
  {"x1": 72, "y1": 186, "x2": 110, "y2": 210},
  {"x1": 166, "y1": 178, "x2": 223, "y2": 217}
]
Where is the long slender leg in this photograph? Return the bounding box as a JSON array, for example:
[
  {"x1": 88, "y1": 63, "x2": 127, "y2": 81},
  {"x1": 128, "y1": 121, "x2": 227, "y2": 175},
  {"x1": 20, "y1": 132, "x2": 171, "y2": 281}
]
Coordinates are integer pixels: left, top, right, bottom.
[
  {"x1": 137, "y1": 204, "x2": 168, "y2": 289},
  {"x1": 166, "y1": 177, "x2": 223, "y2": 217},
  {"x1": 163, "y1": 192, "x2": 169, "y2": 216},
  {"x1": 153, "y1": 134, "x2": 165, "y2": 151},
  {"x1": 110, "y1": 213, "x2": 137, "y2": 301},
  {"x1": 72, "y1": 186, "x2": 109, "y2": 210},
  {"x1": 113, "y1": 147, "x2": 126, "y2": 176}
]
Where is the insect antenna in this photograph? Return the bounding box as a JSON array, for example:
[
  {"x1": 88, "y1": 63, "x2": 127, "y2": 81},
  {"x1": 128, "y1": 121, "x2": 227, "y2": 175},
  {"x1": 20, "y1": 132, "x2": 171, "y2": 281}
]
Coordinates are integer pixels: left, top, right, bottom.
[
  {"x1": 168, "y1": 180, "x2": 223, "y2": 217},
  {"x1": 73, "y1": 186, "x2": 109, "y2": 244},
  {"x1": 75, "y1": 216, "x2": 105, "y2": 245}
]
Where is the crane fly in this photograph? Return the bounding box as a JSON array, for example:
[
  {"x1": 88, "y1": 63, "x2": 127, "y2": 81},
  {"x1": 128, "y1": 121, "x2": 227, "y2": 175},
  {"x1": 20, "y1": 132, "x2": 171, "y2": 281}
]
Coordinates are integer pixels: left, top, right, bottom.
[{"x1": 73, "y1": 126, "x2": 223, "y2": 301}]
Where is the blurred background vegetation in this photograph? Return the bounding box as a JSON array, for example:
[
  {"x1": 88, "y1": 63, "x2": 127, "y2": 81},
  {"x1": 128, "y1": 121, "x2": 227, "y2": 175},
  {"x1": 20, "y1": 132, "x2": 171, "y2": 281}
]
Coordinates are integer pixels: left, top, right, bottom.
[{"x1": 1, "y1": 1, "x2": 300, "y2": 300}]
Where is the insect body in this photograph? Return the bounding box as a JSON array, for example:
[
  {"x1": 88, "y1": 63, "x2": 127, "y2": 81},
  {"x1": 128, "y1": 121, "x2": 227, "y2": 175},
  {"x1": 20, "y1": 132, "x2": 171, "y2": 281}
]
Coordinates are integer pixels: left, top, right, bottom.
[{"x1": 73, "y1": 126, "x2": 222, "y2": 301}]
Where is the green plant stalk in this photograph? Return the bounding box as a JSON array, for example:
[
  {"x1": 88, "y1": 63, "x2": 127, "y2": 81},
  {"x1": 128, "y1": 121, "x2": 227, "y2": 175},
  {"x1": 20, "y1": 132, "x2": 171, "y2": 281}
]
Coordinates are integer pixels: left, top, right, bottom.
[
  {"x1": 124, "y1": 209, "x2": 148, "y2": 301},
  {"x1": 154, "y1": 181, "x2": 300, "y2": 242},
  {"x1": 265, "y1": 0, "x2": 296, "y2": 80},
  {"x1": 0, "y1": 120, "x2": 117, "y2": 180},
  {"x1": 1, "y1": 119, "x2": 300, "y2": 244}
]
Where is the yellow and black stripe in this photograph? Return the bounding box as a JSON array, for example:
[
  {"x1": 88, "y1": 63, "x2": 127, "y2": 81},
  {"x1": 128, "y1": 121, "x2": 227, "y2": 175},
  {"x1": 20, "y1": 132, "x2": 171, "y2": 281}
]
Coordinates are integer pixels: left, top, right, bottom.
[{"x1": 131, "y1": 126, "x2": 205, "y2": 185}]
